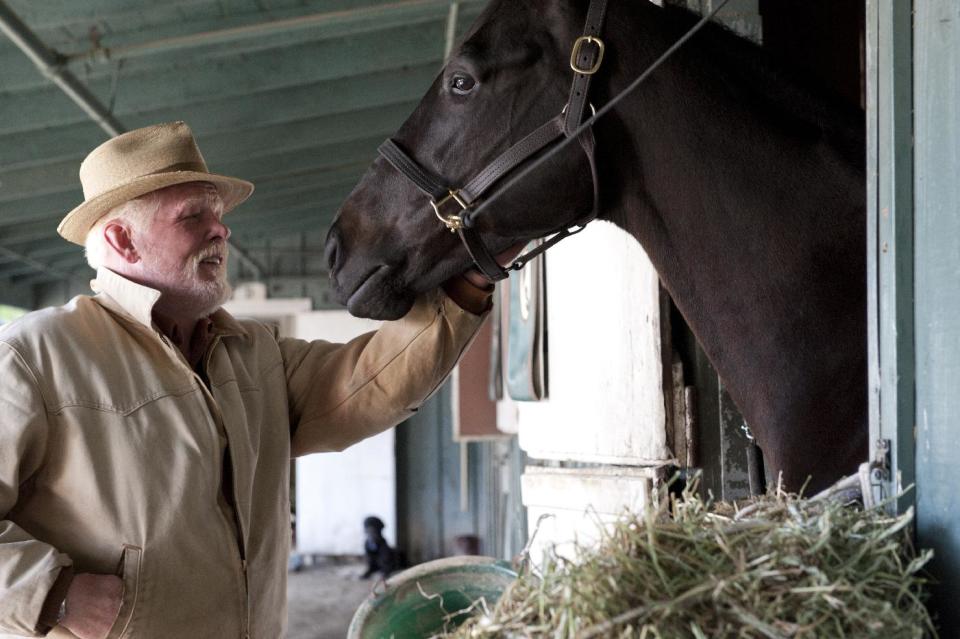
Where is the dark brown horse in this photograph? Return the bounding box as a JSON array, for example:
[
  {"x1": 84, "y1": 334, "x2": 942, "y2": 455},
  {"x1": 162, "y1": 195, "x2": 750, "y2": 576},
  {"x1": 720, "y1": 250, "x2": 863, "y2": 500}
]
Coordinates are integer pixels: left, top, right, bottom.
[{"x1": 324, "y1": 0, "x2": 867, "y2": 492}]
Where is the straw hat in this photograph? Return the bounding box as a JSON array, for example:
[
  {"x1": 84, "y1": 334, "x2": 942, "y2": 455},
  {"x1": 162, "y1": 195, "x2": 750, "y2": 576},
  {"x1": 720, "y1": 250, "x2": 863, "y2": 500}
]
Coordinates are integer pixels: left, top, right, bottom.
[{"x1": 58, "y1": 121, "x2": 254, "y2": 245}]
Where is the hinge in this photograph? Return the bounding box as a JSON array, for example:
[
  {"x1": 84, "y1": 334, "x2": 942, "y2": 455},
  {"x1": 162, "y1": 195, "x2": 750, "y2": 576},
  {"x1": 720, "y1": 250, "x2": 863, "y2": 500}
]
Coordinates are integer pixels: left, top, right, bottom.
[
  {"x1": 872, "y1": 438, "x2": 892, "y2": 482},
  {"x1": 859, "y1": 438, "x2": 892, "y2": 508}
]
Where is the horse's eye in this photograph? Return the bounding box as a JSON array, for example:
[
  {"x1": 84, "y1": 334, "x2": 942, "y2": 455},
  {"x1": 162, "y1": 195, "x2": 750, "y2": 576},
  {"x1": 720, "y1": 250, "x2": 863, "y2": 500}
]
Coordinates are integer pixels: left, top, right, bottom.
[{"x1": 450, "y1": 74, "x2": 477, "y2": 95}]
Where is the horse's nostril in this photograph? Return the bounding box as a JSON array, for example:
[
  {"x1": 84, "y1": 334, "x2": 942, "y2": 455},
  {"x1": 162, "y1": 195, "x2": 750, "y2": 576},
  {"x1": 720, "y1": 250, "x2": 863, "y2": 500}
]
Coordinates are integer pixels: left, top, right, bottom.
[{"x1": 324, "y1": 226, "x2": 341, "y2": 273}]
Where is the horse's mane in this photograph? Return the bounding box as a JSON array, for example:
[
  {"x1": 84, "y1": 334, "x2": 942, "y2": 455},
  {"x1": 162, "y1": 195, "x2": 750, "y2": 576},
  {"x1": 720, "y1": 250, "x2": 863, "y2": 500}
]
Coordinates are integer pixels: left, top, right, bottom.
[{"x1": 659, "y1": 2, "x2": 866, "y2": 169}]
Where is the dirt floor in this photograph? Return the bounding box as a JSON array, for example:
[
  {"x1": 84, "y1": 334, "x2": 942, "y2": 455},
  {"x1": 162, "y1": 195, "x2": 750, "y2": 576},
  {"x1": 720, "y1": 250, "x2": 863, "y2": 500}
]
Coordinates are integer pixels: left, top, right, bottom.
[{"x1": 287, "y1": 557, "x2": 378, "y2": 639}]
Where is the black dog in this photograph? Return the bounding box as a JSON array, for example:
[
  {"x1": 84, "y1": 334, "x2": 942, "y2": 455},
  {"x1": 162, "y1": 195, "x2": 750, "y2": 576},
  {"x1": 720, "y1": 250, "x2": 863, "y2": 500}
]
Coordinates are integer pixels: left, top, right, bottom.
[{"x1": 361, "y1": 516, "x2": 401, "y2": 579}]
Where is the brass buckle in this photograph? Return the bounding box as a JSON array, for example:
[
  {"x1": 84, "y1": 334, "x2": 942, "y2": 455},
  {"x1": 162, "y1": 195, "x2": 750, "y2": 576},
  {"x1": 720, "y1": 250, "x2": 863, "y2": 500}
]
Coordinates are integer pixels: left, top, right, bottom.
[
  {"x1": 569, "y1": 36, "x2": 604, "y2": 75},
  {"x1": 430, "y1": 190, "x2": 469, "y2": 231}
]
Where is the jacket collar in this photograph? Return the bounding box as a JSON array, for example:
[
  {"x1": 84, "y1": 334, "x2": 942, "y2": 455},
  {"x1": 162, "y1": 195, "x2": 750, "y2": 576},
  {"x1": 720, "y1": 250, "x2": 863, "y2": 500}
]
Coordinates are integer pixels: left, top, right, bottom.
[{"x1": 91, "y1": 267, "x2": 247, "y2": 338}]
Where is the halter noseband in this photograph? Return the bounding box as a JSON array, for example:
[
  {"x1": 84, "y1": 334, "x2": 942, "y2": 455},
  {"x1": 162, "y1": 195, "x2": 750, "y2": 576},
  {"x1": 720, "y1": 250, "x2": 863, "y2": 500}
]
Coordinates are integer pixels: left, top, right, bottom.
[{"x1": 378, "y1": 0, "x2": 610, "y2": 282}]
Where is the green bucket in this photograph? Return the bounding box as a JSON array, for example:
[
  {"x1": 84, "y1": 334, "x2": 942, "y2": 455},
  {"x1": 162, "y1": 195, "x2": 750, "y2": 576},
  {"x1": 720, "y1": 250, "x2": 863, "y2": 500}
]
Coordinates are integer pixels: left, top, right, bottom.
[{"x1": 347, "y1": 556, "x2": 517, "y2": 639}]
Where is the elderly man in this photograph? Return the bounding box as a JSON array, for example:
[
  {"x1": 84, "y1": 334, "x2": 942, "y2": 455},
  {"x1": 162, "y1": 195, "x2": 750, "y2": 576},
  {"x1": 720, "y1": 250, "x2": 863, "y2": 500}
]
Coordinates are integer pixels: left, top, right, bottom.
[{"x1": 0, "y1": 122, "x2": 505, "y2": 638}]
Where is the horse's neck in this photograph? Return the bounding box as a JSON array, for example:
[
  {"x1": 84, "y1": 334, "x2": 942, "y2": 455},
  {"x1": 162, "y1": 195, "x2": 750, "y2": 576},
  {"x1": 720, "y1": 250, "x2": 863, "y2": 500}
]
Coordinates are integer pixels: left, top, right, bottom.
[{"x1": 591, "y1": 1, "x2": 867, "y2": 481}]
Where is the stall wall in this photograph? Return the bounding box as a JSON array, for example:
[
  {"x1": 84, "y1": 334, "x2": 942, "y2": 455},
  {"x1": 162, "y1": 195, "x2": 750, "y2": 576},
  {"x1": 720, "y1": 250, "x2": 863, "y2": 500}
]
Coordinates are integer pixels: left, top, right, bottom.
[
  {"x1": 517, "y1": 221, "x2": 672, "y2": 557},
  {"x1": 912, "y1": 1, "x2": 960, "y2": 632},
  {"x1": 517, "y1": 221, "x2": 670, "y2": 465}
]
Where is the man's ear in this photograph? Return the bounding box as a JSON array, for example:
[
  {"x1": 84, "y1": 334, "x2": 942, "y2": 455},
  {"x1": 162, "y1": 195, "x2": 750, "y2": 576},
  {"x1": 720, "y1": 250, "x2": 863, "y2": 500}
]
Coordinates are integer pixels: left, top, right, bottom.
[{"x1": 103, "y1": 222, "x2": 140, "y2": 264}]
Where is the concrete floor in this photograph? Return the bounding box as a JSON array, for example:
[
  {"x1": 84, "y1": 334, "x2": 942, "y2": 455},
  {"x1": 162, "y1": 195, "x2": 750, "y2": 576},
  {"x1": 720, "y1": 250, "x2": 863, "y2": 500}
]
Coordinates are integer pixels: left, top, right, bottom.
[{"x1": 287, "y1": 558, "x2": 377, "y2": 639}]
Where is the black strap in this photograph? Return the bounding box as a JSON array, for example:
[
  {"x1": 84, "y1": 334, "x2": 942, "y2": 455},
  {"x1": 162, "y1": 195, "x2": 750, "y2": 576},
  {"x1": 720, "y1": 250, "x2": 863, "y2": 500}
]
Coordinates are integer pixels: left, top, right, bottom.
[
  {"x1": 466, "y1": 0, "x2": 732, "y2": 229},
  {"x1": 460, "y1": 115, "x2": 565, "y2": 203},
  {"x1": 458, "y1": 226, "x2": 510, "y2": 281},
  {"x1": 563, "y1": 0, "x2": 609, "y2": 136},
  {"x1": 378, "y1": 139, "x2": 448, "y2": 200}
]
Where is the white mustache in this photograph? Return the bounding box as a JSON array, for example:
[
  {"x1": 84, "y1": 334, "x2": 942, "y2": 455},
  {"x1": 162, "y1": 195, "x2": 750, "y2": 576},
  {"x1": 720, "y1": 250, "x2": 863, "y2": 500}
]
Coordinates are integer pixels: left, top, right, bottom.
[{"x1": 195, "y1": 245, "x2": 228, "y2": 265}]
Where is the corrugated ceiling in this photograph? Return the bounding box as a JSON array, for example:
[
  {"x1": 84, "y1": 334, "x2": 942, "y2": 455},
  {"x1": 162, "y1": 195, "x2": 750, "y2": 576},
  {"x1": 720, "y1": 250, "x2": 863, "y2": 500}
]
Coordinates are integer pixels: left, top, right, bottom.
[{"x1": 0, "y1": 0, "x2": 482, "y2": 307}]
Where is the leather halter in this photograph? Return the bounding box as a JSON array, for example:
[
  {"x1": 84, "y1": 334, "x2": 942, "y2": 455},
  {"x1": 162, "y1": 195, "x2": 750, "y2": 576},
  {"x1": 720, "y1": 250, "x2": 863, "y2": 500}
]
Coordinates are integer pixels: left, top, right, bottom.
[{"x1": 378, "y1": 0, "x2": 610, "y2": 282}]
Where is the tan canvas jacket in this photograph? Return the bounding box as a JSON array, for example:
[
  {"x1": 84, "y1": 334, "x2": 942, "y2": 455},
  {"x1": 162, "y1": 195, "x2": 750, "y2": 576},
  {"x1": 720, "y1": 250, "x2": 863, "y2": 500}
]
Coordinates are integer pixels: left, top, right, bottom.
[{"x1": 0, "y1": 267, "x2": 487, "y2": 638}]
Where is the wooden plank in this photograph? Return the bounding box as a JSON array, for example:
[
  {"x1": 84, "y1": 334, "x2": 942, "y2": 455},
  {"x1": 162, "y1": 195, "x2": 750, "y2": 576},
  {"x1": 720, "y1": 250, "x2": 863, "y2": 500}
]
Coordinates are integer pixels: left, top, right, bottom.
[
  {"x1": 912, "y1": 0, "x2": 960, "y2": 633},
  {"x1": 516, "y1": 223, "x2": 671, "y2": 466},
  {"x1": 395, "y1": 385, "x2": 447, "y2": 564},
  {"x1": 0, "y1": 159, "x2": 368, "y2": 231},
  {"x1": 866, "y1": 0, "x2": 915, "y2": 510},
  {"x1": 0, "y1": 100, "x2": 416, "y2": 171},
  {"x1": 717, "y1": 383, "x2": 754, "y2": 500},
  {"x1": 0, "y1": 2, "x2": 484, "y2": 93},
  {"x1": 521, "y1": 466, "x2": 656, "y2": 562},
  {"x1": 453, "y1": 318, "x2": 510, "y2": 440},
  {"x1": 0, "y1": 129, "x2": 384, "y2": 202},
  {"x1": 0, "y1": 59, "x2": 438, "y2": 137}
]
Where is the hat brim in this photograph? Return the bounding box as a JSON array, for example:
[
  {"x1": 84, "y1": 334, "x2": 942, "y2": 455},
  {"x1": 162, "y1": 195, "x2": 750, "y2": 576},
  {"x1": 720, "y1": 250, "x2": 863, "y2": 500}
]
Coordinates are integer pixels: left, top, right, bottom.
[{"x1": 58, "y1": 171, "x2": 255, "y2": 245}]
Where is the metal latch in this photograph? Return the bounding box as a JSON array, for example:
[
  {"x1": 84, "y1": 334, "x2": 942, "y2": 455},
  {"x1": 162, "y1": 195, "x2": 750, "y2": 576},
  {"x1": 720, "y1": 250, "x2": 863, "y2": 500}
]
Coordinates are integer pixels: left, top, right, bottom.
[{"x1": 858, "y1": 438, "x2": 892, "y2": 508}]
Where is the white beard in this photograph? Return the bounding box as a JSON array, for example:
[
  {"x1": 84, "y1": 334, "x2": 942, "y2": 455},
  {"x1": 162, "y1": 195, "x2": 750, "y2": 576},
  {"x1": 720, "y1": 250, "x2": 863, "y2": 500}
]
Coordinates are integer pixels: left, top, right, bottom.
[{"x1": 139, "y1": 243, "x2": 232, "y2": 320}]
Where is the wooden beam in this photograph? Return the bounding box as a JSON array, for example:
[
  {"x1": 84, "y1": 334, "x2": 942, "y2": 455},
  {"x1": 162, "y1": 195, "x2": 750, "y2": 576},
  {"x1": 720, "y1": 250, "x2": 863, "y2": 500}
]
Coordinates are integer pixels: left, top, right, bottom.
[
  {"x1": 67, "y1": 0, "x2": 481, "y2": 66},
  {"x1": 866, "y1": 0, "x2": 914, "y2": 511},
  {"x1": 0, "y1": 244, "x2": 74, "y2": 280},
  {"x1": 0, "y1": 66, "x2": 434, "y2": 200},
  {"x1": 0, "y1": 27, "x2": 443, "y2": 136}
]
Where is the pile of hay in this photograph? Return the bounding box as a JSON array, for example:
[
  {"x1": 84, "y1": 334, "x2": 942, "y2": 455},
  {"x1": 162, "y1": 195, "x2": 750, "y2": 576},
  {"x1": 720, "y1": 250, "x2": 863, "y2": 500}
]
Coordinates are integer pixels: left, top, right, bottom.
[{"x1": 443, "y1": 479, "x2": 935, "y2": 638}]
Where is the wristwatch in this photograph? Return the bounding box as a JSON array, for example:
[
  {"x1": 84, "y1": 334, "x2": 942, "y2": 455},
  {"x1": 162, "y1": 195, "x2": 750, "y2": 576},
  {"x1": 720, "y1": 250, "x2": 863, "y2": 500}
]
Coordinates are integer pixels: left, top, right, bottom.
[{"x1": 57, "y1": 597, "x2": 68, "y2": 625}]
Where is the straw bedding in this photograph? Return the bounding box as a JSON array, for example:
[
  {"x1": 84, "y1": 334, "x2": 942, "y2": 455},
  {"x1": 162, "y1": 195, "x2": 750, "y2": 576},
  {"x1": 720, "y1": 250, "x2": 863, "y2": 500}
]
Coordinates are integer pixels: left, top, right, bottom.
[{"x1": 441, "y1": 478, "x2": 934, "y2": 638}]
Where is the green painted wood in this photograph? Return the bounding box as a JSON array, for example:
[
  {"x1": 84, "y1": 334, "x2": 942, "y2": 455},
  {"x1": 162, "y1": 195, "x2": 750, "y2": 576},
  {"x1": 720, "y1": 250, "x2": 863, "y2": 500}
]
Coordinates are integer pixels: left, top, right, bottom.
[
  {"x1": 0, "y1": 26, "x2": 444, "y2": 136},
  {"x1": 0, "y1": 218, "x2": 64, "y2": 246},
  {"x1": 0, "y1": 278, "x2": 35, "y2": 308},
  {"x1": 0, "y1": 0, "x2": 480, "y2": 298},
  {"x1": 0, "y1": 112, "x2": 410, "y2": 202},
  {"x1": 913, "y1": 1, "x2": 960, "y2": 633},
  {"x1": 5, "y1": 0, "x2": 386, "y2": 31},
  {"x1": 0, "y1": 157, "x2": 371, "y2": 230},
  {"x1": 0, "y1": 2, "x2": 482, "y2": 92},
  {"x1": 396, "y1": 385, "x2": 447, "y2": 564},
  {"x1": 218, "y1": 135, "x2": 385, "y2": 183},
  {"x1": 0, "y1": 98, "x2": 415, "y2": 176},
  {"x1": 717, "y1": 383, "x2": 758, "y2": 500},
  {"x1": 866, "y1": 0, "x2": 915, "y2": 510},
  {"x1": 692, "y1": 343, "x2": 722, "y2": 498}
]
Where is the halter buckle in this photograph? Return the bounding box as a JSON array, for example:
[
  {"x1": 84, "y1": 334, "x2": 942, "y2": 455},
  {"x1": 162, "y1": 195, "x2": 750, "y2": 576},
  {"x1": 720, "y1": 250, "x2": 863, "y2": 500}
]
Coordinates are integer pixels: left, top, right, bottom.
[
  {"x1": 430, "y1": 190, "x2": 469, "y2": 231},
  {"x1": 570, "y1": 36, "x2": 605, "y2": 75}
]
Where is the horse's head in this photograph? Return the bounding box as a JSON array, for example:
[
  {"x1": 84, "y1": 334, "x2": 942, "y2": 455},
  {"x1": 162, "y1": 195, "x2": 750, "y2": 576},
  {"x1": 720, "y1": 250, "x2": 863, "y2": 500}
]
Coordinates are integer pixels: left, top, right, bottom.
[{"x1": 326, "y1": 0, "x2": 598, "y2": 319}]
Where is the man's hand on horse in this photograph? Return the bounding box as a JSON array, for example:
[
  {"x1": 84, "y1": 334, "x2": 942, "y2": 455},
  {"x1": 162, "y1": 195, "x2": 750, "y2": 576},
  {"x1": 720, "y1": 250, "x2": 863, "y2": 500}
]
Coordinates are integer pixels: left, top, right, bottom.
[{"x1": 60, "y1": 573, "x2": 124, "y2": 639}]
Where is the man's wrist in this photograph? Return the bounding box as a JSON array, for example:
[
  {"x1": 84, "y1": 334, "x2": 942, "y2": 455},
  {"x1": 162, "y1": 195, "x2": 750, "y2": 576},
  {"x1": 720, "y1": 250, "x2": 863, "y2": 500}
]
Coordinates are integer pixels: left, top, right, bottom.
[
  {"x1": 442, "y1": 272, "x2": 494, "y2": 314},
  {"x1": 460, "y1": 268, "x2": 491, "y2": 289},
  {"x1": 38, "y1": 566, "x2": 74, "y2": 631}
]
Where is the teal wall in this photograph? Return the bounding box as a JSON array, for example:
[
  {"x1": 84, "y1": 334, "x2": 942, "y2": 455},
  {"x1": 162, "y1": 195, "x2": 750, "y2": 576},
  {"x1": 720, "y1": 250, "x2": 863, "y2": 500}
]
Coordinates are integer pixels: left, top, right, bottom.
[
  {"x1": 395, "y1": 383, "x2": 526, "y2": 565},
  {"x1": 869, "y1": 0, "x2": 960, "y2": 633},
  {"x1": 913, "y1": 0, "x2": 960, "y2": 632}
]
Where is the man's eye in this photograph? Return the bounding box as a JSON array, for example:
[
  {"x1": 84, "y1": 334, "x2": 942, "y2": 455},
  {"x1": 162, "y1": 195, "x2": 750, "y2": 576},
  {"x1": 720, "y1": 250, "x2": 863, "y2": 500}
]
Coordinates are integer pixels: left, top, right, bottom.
[{"x1": 451, "y1": 74, "x2": 477, "y2": 95}]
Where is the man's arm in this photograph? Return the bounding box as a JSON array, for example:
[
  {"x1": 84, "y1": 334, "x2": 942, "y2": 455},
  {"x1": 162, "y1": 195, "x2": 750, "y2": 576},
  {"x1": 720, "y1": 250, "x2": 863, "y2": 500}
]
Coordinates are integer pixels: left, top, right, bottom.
[
  {"x1": 0, "y1": 343, "x2": 73, "y2": 636},
  {"x1": 281, "y1": 284, "x2": 490, "y2": 456},
  {"x1": 0, "y1": 343, "x2": 121, "y2": 639}
]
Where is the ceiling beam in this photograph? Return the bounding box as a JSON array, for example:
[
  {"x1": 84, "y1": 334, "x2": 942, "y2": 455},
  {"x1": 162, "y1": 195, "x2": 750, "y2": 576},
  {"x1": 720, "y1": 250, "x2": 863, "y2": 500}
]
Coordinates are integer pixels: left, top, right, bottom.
[
  {"x1": 0, "y1": 1, "x2": 266, "y2": 283},
  {"x1": 0, "y1": 244, "x2": 74, "y2": 280},
  {"x1": 0, "y1": 30, "x2": 443, "y2": 137},
  {"x1": 0, "y1": 131, "x2": 384, "y2": 207},
  {"x1": 0, "y1": 2, "x2": 458, "y2": 93},
  {"x1": 0, "y1": 161, "x2": 370, "y2": 229},
  {"x1": 0, "y1": 1, "x2": 123, "y2": 135},
  {"x1": 66, "y1": 0, "x2": 482, "y2": 66}
]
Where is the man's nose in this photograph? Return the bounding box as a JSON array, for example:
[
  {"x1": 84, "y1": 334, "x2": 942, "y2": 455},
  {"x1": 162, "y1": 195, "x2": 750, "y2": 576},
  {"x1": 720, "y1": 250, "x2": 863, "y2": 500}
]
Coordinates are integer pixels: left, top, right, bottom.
[{"x1": 208, "y1": 215, "x2": 231, "y2": 241}]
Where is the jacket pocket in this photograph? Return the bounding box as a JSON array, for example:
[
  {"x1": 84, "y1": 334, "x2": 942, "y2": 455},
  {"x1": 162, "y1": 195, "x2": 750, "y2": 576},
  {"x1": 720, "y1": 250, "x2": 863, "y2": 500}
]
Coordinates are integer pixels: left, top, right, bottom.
[{"x1": 105, "y1": 544, "x2": 142, "y2": 639}]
